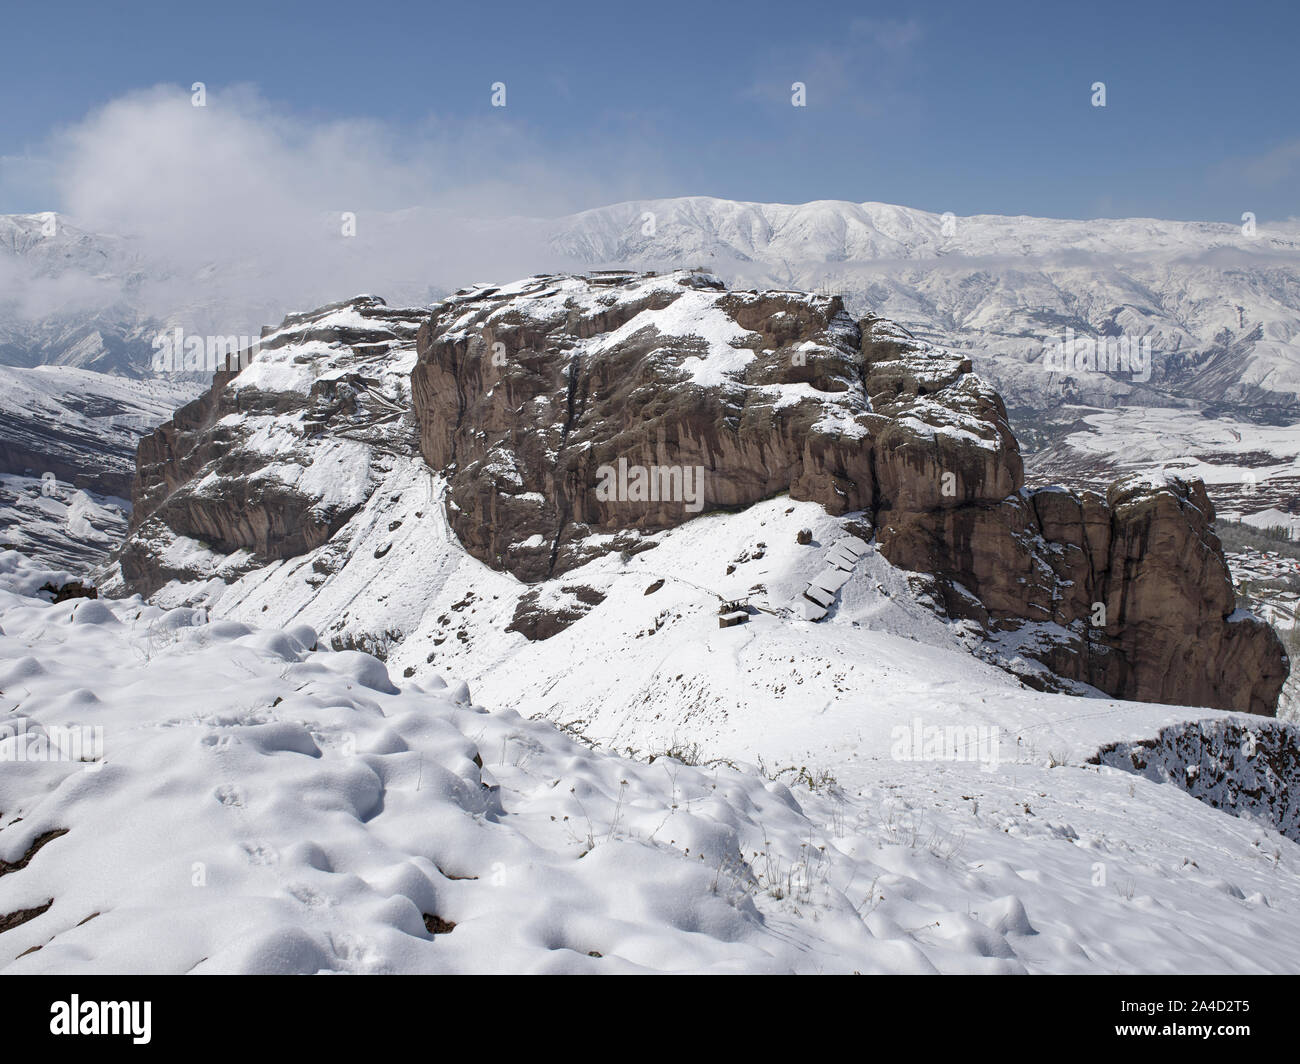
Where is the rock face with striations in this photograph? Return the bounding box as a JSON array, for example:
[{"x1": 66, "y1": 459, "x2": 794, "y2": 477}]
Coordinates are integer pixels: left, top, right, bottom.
[
  {"x1": 412, "y1": 270, "x2": 882, "y2": 580},
  {"x1": 411, "y1": 270, "x2": 1287, "y2": 714},
  {"x1": 119, "y1": 296, "x2": 426, "y2": 593}
]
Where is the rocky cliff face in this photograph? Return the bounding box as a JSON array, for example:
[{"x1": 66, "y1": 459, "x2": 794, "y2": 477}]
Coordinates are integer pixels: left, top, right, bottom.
[
  {"x1": 411, "y1": 271, "x2": 882, "y2": 581},
  {"x1": 883, "y1": 470, "x2": 1287, "y2": 715},
  {"x1": 119, "y1": 296, "x2": 426, "y2": 593},
  {"x1": 110, "y1": 271, "x2": 1288, "y2": 714},
  {"x1": 411, "y1": 270, "x2": 1287, "y2": 714}
]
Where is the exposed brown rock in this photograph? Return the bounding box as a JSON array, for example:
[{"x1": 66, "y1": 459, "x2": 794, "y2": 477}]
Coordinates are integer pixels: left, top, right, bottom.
[
  {"x1": 112, "y1": 271, "x2": 1288, "y2": 714},
  {"x1": 38, "y1": 580, "x2": 97, "y2": 603},
  {"x1": 505, "y1": 584, "x2": 607, "y2": 642},
  {"x1": 117, "y1": 296, "x2": 425, "y2": 596},
  {"x1": 0, "y1": 828, "x2": 69, "y2": 878},
  {"x1": 411, "y1": 272, "x2": 1287, "y2": 713},
  {"x1": 412, "y1": 272, "x2": 879, "y2": 582},
  {"x1": 0, "y1": 899, "x2": 53, "y2": 936}
]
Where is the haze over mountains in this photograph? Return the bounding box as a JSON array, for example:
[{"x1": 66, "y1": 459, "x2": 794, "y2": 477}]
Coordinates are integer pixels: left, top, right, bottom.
[{"x1": 6, "y1": 196, "x2": 1300, "y2": 405}]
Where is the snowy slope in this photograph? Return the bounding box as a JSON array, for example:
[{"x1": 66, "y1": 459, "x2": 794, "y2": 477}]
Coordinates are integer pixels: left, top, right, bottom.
[
  {"x1": 0, "y1": 474, "x2": 128, "y2": 575},
  {"x1": 555, "y1": 197, "x2": 1300, "y2": 265},
  {"x1": 0, "y1": 363, "x2": 196, "y2": 495},
  {"x1": 4, "y1": 547, "x2": 1300, "y2": 974},
  {"x1": 135, "y1": 463, "x2": 1296, "y2": 777},
  {"x1": 0, "y1": 363, "x2": 197, "y2": 572}
]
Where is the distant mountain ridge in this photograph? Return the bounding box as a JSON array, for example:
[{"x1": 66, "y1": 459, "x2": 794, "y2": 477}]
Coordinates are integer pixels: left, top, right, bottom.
[
  {"x1": 5, "y1": 198, "x2": 1299, "y2": 404},
  {"x1": 552, "y1": 197, "x2": 1300, "y2": 410},
  {"x1": 3, "y1": 197, "x2": 1298, "y2": 550}
]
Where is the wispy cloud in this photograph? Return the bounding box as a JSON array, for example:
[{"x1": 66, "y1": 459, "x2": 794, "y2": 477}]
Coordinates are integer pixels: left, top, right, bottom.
[
  {"x1": 848, "y1": 16, "x2": 924, "y2": 53},
  {"x1": 2, "y1": 84, "x2": 669, "y2": 332},
  {"x1": 739, "y1": 16, "x2": 924, "y2": 118},
  {"x1": 1212, "y1": 137, "x2": 1300, "y2": 189}
]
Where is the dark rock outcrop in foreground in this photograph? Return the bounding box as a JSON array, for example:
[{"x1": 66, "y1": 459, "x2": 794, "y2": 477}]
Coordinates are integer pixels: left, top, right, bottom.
[
  {"x1": 116, "y1": 271, "x2": 1287, "y2": 714},
  {"x1": 1091, "y1": 718, "x2": 1300, "y2": 841},
  {"x1": 412, "y1": 270, "x2": 1286, "y2": 714}
]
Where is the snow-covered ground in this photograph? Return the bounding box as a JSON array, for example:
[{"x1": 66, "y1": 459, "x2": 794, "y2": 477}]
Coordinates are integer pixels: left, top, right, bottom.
[
  {"x1": 1028, "y1": 405, "x2": 1300, "y2": 503},
  {"x1": 6, "y1": 540, "x2": 1300, "y2": 973}
]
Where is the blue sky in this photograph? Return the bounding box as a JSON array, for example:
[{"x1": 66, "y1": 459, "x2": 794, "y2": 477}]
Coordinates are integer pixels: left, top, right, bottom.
[{"x1": 1, "y1": 0, "x2": 1296, "y2": 222}]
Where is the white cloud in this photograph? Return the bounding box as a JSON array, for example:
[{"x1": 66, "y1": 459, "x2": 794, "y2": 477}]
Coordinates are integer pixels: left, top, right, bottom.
[
  {"x1": 3, "y1": 84, "x2": 664, "y2": 333},
  {"x1": 1232, "y1": 138, "x2": 1300, "y2": 188}
]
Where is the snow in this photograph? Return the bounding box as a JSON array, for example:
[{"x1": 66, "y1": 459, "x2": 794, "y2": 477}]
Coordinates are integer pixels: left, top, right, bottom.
[
  {"x1": 0, "y1": 474, "x2": 128, "y2": 575},
  {"x1": 1050, "y1": 410, "x2": 1300, "y2": 488},
  {"x1": 3, "y1": 237, "x2": 1295, "y2": 973},
  {"x1": 587, "y1": 288, "x2": 754, "y2": 386},
  {"x1": 1237, "y1": 508, "x2": 1299, "y2": 538},
  {"x1": 285, "y1": 440, "x2": 375, "y2": 514},
  {"x1": 3, "y1": 546, "x2": 1300, "y2": 973}
]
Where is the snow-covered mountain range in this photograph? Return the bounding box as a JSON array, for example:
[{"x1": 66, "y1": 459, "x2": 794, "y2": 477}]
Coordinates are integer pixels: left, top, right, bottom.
[
  {"x1": 558, "y1": 195, "x2": 1300, "y2": 423},
  {"x1": 9, "y1": 198, "x2": 1300, "y2": 405},
  {"x1": 4, "y1": 196, "x2": 1299, "y2": 521}
]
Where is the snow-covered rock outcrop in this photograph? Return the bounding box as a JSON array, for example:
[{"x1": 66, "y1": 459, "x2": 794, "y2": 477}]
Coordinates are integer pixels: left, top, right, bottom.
[
  {"x1": 117, "y1": 296, "x2": 425, "y2": 594},
  {"x1": 1092, "y1": 717, "x2": 1300, "y2": 842},
  {"x1": 106, "y1": 272, "x2": 1287, "y2": 714},
  {"x1": 411, "y1": 271, "x2": 1286, "y2": 713}
]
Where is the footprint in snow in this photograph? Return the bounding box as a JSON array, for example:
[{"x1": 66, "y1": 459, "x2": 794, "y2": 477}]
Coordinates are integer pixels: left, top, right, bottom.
[
  {"x1": 241, "y1": 842, "x2": 279, "y2": 866},
  {"x1": 214, "y1": 784, "x2": 244, "y2": 807}
]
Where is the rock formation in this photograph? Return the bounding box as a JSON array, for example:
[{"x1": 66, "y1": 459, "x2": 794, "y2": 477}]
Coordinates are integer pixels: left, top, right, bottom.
[
  {"x1": 112, "y1": 271, "x2": 1289, "y2": 714},
  {"x1": 411, "y1": 271, "x2": 1287, "y2": 714},
  {"x1": 120, "y1": 296, "x2": 425, "y2": 593}
]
